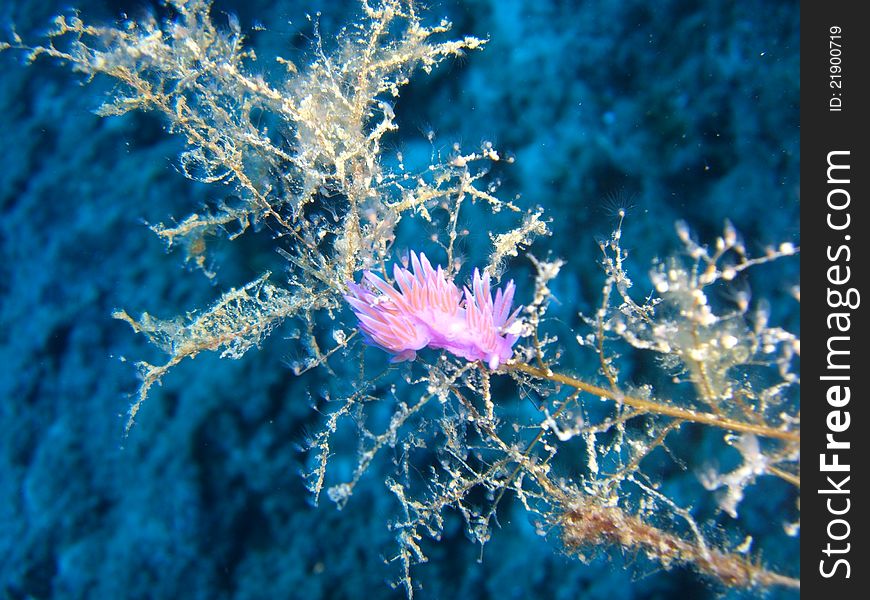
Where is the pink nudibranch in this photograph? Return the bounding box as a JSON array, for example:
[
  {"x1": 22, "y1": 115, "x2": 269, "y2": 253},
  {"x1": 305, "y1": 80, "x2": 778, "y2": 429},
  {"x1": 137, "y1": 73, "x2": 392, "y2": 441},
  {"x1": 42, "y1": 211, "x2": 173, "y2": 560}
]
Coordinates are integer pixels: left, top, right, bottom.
[{"x1": 345, "y1": 252, "x2": 522, "y2": 369}]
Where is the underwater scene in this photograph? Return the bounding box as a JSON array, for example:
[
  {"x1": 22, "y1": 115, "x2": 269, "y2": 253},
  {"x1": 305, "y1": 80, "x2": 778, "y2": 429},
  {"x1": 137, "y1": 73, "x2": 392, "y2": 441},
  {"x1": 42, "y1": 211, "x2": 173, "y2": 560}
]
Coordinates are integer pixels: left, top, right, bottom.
[{"x1": 0, "y1": 0, "x2": 799, "y2": 598}]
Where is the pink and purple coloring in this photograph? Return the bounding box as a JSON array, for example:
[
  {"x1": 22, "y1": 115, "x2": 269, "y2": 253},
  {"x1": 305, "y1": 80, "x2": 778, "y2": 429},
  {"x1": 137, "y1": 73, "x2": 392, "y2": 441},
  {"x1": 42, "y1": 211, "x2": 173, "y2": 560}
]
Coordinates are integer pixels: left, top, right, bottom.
[{"x1": 345, "y1": 252, "x2": 522, "y2": 369}]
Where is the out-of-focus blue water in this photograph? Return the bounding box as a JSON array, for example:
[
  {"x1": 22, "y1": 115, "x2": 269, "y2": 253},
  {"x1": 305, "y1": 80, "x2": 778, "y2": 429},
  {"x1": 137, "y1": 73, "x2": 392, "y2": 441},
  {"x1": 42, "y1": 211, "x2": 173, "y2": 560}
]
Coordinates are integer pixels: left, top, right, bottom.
[{"x1": 0, "y1": 1, "x2": 799, "y2": 598}]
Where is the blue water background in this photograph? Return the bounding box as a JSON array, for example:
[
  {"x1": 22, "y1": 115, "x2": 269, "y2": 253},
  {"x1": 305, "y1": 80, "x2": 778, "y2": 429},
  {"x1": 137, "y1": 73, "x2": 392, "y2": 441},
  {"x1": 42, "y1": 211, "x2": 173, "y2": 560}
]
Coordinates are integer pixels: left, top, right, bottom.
[{"x1": 0, "y1": 0, "x2": 799, "y2": 598}]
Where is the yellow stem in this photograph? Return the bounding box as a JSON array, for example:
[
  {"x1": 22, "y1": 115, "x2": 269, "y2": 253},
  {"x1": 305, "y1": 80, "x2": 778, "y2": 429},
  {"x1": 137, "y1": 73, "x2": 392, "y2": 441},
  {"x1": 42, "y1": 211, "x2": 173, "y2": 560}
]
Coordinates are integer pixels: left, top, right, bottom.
[{"x1": 508, "y1": 363, "x2": 799, "y2": 443}]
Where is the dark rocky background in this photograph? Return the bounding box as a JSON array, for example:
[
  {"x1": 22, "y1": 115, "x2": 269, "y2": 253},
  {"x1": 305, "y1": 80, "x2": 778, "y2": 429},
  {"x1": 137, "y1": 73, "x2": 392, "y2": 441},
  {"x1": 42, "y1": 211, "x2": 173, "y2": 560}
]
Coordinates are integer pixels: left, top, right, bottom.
[{"x1": 0, "y1": 1, "x2": 799, "y2": 598}]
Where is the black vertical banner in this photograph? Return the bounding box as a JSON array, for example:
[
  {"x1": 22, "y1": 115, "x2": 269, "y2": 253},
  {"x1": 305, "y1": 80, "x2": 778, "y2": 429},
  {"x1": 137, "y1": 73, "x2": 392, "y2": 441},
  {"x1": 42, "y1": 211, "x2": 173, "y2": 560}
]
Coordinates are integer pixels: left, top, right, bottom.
[{"x1": 802, "y1": 2, "x2": 869, "y2": 597}]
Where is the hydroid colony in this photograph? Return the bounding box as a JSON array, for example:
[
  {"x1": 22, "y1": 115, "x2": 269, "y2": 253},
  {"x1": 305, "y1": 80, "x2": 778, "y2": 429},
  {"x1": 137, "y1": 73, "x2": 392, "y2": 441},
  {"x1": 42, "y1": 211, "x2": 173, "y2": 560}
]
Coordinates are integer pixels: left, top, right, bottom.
[{"x1": 3, "y1": 1, "x2": 800, "y2": 596}]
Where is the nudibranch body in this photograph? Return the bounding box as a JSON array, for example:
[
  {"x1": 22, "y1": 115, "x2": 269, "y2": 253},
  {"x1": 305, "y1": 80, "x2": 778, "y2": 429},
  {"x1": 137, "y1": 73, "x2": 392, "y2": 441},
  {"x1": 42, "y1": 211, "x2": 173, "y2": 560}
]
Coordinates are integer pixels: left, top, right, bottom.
[{"x1": 345, "y1": 252, "x2": 521, "y2": 369}]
